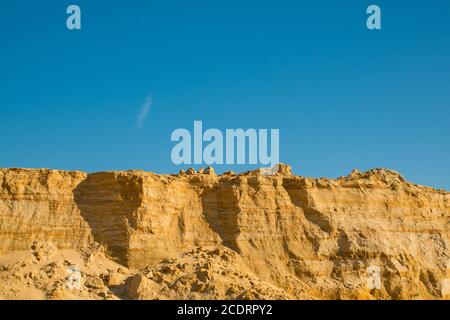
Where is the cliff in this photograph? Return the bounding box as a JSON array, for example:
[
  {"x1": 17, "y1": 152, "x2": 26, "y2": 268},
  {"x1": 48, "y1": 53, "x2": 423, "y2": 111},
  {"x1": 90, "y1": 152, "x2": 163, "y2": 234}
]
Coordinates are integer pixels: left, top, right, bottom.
[{"x1": 0, "y1": 165, "x2": 449, "y2": 300}]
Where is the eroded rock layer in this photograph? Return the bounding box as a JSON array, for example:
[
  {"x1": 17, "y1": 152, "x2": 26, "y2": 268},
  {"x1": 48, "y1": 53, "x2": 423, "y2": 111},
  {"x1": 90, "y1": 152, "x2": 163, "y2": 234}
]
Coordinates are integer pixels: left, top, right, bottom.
[{"x1": 0, "y1": 165, "x2": 449, "y2": 300}]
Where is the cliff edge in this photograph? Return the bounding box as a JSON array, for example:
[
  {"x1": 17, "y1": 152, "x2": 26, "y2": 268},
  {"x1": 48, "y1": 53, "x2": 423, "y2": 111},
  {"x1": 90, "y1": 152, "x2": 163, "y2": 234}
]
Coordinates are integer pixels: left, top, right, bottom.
[{"x1": 0, "y1": 164, "x2": 449, "y2": 300}]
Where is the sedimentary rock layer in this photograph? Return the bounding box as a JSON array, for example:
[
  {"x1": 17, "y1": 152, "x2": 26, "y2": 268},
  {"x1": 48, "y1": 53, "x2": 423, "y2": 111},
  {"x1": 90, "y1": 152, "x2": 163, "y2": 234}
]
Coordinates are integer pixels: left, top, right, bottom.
[{"x1": 0, "y1": 165, "x2": 449, "y2": 299}]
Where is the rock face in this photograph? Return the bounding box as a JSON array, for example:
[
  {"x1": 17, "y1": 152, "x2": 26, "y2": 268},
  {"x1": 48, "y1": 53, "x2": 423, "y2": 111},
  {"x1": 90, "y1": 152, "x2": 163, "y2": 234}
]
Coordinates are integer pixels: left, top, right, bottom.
[
  {"x1": 0, "y1": 169, "x2": 91, "y2": 251},
  {"x1": 0, "y1": 165, "x2": 449, "y2": 300}
]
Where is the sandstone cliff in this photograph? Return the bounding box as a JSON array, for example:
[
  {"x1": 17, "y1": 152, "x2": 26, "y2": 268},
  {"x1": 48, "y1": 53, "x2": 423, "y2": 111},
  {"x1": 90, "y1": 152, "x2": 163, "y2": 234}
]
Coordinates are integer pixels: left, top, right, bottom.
[{"x1": 0, "y1": 165, "x2": 449, "y2": 300}]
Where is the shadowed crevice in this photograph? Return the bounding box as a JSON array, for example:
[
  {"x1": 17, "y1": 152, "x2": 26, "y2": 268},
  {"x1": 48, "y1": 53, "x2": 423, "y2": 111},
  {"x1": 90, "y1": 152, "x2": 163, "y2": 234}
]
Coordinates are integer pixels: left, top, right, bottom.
[
  {"x1": 74, "y1": 172, "x2": 143, "y2": 266},
  {"x1": 282, "y1": 179, "x2": 334, "y2": 234},
  {"x1": 201, "y1": 183, "x2": 241, "y2": 253}
]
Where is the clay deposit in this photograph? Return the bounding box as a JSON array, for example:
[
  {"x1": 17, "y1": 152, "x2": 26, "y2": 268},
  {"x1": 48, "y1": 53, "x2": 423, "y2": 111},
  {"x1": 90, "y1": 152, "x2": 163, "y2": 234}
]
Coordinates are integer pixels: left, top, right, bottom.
[{"x1": 0, "y1": 164, "x2": 449, "y2": 300}]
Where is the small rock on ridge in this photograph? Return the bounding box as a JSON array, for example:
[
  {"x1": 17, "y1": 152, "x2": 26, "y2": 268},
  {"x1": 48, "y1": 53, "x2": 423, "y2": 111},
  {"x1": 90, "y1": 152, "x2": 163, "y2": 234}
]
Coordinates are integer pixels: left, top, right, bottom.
[
  {"x1": 186, "y1": 168, "x2": 196, "y2": 175},
  {"x1": 276, "y1": 163, "x2": 292, "y2": 176},
  {"x1": 204, "y1": 167, "x2": 215, "y2": 175}
]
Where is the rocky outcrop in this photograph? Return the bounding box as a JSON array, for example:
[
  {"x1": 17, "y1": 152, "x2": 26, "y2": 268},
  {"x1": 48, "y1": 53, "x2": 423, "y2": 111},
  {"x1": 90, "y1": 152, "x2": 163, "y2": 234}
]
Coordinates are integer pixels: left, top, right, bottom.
[
  {"x1": 0, "y1": 165, "x2": 449, "y2": 299},
  {"x1": 0, "y1": 169, "x2": 91, "y2": 252}
]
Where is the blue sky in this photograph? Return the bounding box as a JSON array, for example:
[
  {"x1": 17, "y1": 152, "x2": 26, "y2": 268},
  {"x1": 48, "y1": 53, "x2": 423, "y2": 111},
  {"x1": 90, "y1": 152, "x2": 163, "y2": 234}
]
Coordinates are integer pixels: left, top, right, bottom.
[{"x1": 0, "y1": 0, "x2": 449, "y2": 189}]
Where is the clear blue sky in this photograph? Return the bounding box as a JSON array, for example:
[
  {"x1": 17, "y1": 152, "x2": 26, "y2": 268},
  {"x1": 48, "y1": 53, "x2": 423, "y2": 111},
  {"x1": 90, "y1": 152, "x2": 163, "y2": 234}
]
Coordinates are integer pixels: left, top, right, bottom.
[{"x1": 1, "y1": 0, "x2": 449, "y2": 189}]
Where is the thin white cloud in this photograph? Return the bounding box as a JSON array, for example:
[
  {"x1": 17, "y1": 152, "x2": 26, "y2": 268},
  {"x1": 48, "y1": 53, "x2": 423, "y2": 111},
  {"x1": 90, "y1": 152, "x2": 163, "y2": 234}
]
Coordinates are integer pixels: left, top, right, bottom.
[{"x1": 136, "y1": 95, "x2": 153, "y2": 129}]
